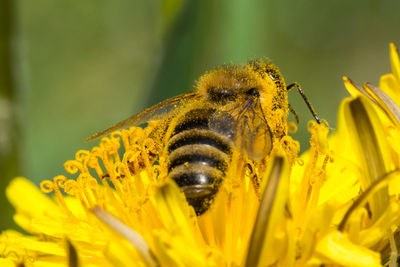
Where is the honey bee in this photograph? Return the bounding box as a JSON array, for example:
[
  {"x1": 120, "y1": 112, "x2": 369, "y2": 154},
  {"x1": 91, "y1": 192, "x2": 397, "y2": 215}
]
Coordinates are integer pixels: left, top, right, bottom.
[{"x1": 86, "y1": 59, "x2": 320, "y2": 215}]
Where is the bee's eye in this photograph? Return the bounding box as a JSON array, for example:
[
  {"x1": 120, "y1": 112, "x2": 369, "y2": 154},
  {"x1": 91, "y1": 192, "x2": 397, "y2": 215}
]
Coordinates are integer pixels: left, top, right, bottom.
[
  {"x1": 207, "y1": 88, "x2": 237, "y2": 103},
  {"x1": 246, "y1": 88, "x2": 259, "y2": 97},
  {"x1": 218, "y1": 89, "x2": 234, "y2": 96}
]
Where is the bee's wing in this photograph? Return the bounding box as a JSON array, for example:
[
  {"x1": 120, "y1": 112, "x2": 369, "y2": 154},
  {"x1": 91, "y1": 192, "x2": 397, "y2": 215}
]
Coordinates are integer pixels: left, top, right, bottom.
[
  {"x1": 86, "y1": 91, "x2": 200, "y2": 142},
  {"x1": 235, "y1": 110, "x2": 272, "y2": 160},
  {"x1": 209, "y1": 102, "x2": 272, "y2": 160}
]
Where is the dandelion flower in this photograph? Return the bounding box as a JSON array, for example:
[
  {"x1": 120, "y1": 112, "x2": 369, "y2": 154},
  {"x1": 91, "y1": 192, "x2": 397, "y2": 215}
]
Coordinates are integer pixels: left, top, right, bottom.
[{"x1": 1, "y1": 44, "x2": 400, "y2": 266}]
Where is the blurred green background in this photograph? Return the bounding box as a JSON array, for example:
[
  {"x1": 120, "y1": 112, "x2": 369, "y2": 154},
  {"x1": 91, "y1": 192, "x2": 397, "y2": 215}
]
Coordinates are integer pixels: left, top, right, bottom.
[{"x1": 1, "y1": 0, "x2": 400, "y2": 230}]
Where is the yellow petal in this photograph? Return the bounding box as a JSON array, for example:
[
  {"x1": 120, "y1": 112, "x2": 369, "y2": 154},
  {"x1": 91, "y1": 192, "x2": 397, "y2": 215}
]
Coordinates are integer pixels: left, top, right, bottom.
[
  {"x1": 152, "y1": 182, "x2": 208, "y2": 266},
  {"x1": 358, "y1": 202, "x2": 400, "y2": 247},
  {"x1": 315, "y1": 230, "x2": 381, "y2": 267},
  {"x1": 380, "y1": 73, "x2": 400, "y2": 105},
  {"x1": 104, "y1": 239, "x2": 146, "y2": 267},
  {"x1": 362, "y1": 83, "x2": 400, "y2": 129},
  {"x1": 338, "y1": 168, "x2": 399, "y2": 234},
  {"x1": 93, "y1": 206, "x2": 155, "y2": 266},
  {"x1": 6, "y1": 177, "x2": 64, "y2": 231},
  {"x1": 245, "y1": 155, "x2": 291, "y2": 267},
  {"x1": 341, "y1": 96, "x2": 390, "y2": 221},
  {"x1": 153, "y1": 182, "x2": 197, "y2": 245},
  {"x1": 390, "y1": 43, "x2": 400, "y2": 82},
  {"x1": 153, "y1": 229, "x2": 209, "y2": 267},
  {"x1": 0, "y1": 258, "x2": 16, "y2": 267}
]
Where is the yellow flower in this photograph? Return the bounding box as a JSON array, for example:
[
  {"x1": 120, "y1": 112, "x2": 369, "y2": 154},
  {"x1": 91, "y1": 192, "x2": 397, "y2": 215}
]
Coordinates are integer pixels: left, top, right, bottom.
[{"x1": 2, "y1": 43, "x2": 400, "y2": 266}]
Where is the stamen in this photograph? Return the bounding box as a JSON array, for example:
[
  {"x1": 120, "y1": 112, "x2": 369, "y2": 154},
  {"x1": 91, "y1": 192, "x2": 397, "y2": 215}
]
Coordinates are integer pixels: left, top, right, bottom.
[
  {"x1": 287, "y1": 122, "x2": 297, "y2": 134},
  {"x1": 40, "y1": 176, "x2": 77, "y2": 221}
]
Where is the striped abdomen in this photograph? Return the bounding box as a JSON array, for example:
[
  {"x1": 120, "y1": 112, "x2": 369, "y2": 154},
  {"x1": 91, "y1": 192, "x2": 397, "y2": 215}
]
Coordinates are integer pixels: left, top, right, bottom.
[{"x1": 167, "y1": 108, "x2": 234, "y2": 215}]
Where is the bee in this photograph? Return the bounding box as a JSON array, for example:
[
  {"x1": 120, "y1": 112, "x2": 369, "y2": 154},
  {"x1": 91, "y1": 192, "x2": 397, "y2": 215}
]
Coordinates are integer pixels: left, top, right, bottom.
[{"x1": 86, "y1": 59, "x2": 320, "y2": 215}]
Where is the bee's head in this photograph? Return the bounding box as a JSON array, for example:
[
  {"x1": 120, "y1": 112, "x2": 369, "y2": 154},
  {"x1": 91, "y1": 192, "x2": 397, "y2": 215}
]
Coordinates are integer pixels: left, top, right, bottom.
[
  {"x1": 196, "y1": 60, "x2": 289, "y2": 138},
  {"x1": 197, "y1": 61, "x2": 286, "y2": 107}
]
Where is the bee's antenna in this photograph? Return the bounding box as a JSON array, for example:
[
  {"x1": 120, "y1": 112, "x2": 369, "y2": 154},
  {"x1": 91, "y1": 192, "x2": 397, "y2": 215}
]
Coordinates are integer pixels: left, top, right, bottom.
[
  {"x1": 288, "y1": 104, "x2": 299, "y2": 124},
  {"x1": 287, "y1": 82, "x2": 321, "y2": 124}
]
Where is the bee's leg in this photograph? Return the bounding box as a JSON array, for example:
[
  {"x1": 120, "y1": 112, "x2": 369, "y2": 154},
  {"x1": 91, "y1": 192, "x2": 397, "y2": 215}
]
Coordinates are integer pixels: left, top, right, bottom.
[
  {"x1": 288, "y1": 104, "x2": 299, "y2": 124},
  {"x1": 245, "y1": 162, "x2": 260, "y2": 195},
  {"x1": 287, "y1": 82, "x2": 321, "y2": 124}
]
